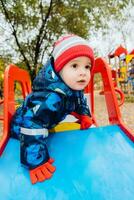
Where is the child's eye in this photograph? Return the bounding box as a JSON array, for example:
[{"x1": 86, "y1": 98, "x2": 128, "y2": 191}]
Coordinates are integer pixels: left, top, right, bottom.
[
  {"x1": 85, "y1": 65, "x2": 91, "y2": 69},
  {"x1": 72, "y1": 64, "x2": 78, "y2": 68}
]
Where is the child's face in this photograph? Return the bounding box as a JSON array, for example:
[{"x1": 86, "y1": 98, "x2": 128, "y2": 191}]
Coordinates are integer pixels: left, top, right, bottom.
[{"x1": 59, "y1": 56, "x2": 91, "y2": 90}]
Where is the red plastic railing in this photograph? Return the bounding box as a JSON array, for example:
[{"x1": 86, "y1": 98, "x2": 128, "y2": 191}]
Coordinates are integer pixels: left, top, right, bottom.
[
  {"x1": 90, "y1": 58, "x2": 134, "y2": 141},
  {"x1": 0, "y1": 64, "x2": 31, "y2": 155}
]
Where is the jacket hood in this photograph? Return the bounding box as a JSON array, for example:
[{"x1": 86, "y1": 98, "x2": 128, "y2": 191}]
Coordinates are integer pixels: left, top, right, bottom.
[{"x1": 32, "y1": 57, "x2": 75, "y2": 96}]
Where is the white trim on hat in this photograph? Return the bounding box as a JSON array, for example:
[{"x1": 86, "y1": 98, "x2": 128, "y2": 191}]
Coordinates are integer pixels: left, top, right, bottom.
[{"x1": 53, "y1": 36, "x2": 90, "y2": 60}]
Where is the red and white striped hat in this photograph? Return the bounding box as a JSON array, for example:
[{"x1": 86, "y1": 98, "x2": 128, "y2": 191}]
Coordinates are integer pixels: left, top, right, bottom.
[{"x1": 52, "y1": 34, "x2": 94, "y2": 72}]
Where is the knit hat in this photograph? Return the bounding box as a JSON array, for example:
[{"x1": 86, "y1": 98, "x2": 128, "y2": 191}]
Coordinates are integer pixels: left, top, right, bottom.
[{"x1": 52, "y1": 34, "x2": 94, "y2": 72}]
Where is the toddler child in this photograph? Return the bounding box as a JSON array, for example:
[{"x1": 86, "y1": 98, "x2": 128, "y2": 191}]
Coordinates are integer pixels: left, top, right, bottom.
[{"x1": 11, "y1": 34, "x2": 95, "y2": 184}]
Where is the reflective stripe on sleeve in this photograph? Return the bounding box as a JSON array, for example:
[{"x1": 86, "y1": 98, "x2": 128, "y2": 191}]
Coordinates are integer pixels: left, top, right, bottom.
[{"x1": 20, "y1": 127, "x2": 48, "y2": 137}]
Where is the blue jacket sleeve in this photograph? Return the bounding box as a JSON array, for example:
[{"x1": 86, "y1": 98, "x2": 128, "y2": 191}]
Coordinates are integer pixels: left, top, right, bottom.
[
  {"x1": 20, "y1": 132, "x2": 50, "y2": 169},
  {"x1": 32, "y1": 92, "x2": 62, "y2": 128},
  {"x1": 20, "y1": 92, "x2": 62, "y2": 169},
  {"x1": 74, "y1": 92, "x2": 91, "y2": 116}
]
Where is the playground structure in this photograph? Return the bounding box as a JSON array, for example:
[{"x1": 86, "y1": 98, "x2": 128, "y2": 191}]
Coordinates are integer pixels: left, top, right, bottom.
[
  {"x1": 108, "y1": 45, "x2": 134, "y2": 94},
  {"x1": 0, "y1": 58, "x2": 134, "y2": 199}
]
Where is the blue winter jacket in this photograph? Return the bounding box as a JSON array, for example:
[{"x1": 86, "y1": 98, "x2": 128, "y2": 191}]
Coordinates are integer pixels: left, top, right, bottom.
[{"x1": 10, "y1": 58, "x2": 91, "y2": 169}]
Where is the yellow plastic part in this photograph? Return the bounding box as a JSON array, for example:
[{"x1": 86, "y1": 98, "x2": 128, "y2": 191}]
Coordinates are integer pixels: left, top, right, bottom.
[
  {"x1": 49, "y1": 122, "x2": 80, "y2": 133},
  {"x1": 126, "y1": 54, "x2": 134, "y2": 64}
]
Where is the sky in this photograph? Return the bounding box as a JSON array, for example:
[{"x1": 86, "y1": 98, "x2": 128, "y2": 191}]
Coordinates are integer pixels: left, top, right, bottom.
[{"x1": 89, "y1": 4, "x2": 134, "y2": 57}]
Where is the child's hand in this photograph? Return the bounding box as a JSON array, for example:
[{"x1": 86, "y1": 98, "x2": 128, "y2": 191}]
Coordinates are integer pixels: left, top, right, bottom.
[
  {"x1": 29, "y1": 158, "x2": 56, "y2": 184},
  {"x1": 80, "y1": 115, "x2": 94, "y2": 129},
  {"x1": 71, "y1": 112, "x2": 94, "y2": 129}
]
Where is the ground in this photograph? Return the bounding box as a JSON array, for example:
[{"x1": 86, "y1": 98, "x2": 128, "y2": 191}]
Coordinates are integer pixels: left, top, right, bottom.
[{"x1": 94, "y1": 91, "x2": 134, "y2": 133}]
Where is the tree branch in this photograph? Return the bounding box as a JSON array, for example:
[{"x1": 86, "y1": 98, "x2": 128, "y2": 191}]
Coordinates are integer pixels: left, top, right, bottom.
[
  {"x1": 40, "y1": 32, "x2": 52, "y2": 64},
  {"x1": 0, "y1": 0, "x2": 31, "y2": 72},
  {"x1": 33, "y1": 0, "x2": 53, "y2": 68}
]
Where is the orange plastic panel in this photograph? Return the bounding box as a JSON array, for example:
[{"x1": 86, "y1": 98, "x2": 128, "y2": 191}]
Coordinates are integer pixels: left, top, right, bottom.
[
  {"x1": 91, "y1": 57, "x2": 133, "y2": 140},
  {"x1": 0, "y1": 64, "x2": 31, "y2": 155}
]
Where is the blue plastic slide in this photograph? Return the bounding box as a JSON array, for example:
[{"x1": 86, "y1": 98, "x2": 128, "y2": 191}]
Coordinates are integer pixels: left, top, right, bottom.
[{"x1": 0, "y1": 124, "x2": 134, "y2": 200}]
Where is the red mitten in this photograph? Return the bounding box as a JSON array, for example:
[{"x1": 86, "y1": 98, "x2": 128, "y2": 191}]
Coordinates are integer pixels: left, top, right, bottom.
[
  {"x1": 71, "y1": 112, "x2": 94, "y2": 130},
  {"x1": 29, "y1": 158, "x2": 56, "y2": 184},
  {"x1": 71, "y1": 112, "x2": 81, "y2": 120},
  {"x1": 80, "y1": 115, "x2": 93, "y2": 130}
]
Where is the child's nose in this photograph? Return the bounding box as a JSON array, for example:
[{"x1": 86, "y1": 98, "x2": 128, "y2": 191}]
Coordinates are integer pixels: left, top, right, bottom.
[{"x1": 79, "y1": 68, "x2": 86, "y2": 76}]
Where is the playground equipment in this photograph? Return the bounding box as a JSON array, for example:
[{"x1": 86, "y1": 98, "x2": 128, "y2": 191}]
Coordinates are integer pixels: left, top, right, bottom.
[
  {"x1": 108, "y1": 45, "x2": 128, "y2": 60},
  {"x1": 0, "y1": 58, "x2": 134, "y2": 200},
  {"x1": 125, "y1": 52, "x2": 134, "y2": 94},
  {"x1": 108, "y1": 45, "x2": 128, "y2": 90},
  {"x1": 108, "y1": 46, "x2": 134, "y2": 94},
  {"x1": 0, "y1": 64, "x2": 31, "y2": 155},
  {"x1": 99, "y1": 67, "x2": 125, "y2": 107}
]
